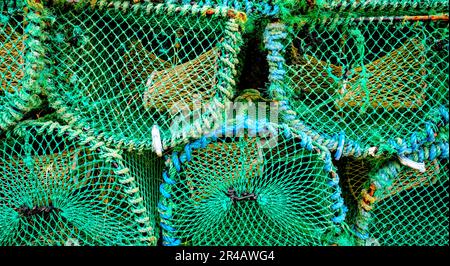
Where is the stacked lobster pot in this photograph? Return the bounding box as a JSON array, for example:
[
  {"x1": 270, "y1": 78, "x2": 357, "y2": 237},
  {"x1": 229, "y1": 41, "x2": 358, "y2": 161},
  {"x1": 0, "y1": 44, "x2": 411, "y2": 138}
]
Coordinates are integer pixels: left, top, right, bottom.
[
  {"x1": 46, "y1": 1, "x2": 244, "y2": 152},
  {"x1": 0, "y1": 120, "x2": 158, "y2": 245},
  {"x1": 158, "y1": 120, "x2": 348, "y2": 246}
]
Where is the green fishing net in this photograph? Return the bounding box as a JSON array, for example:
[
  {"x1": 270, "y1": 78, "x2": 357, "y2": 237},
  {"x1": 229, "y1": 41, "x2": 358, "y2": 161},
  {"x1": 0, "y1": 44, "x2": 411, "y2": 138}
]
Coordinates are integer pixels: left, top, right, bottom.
[
  {"x1": 159, "y1": 122, "x2": 347, "y2": 246},
  {"x1": 283, "y1": 18, "x2": 449, "y2": 150},
  {"x1": 354, "y1": 149, "x2": 449, "y2": 246},
  {"x1": 47, "y1": 1, "x2": 244, "y2": 151},
  {"x1": 0, "y1": 1, "x2": 43, "y2": 132},
  {"x1": 0, "y1": 120, "x2": 159, "y2": 246}
]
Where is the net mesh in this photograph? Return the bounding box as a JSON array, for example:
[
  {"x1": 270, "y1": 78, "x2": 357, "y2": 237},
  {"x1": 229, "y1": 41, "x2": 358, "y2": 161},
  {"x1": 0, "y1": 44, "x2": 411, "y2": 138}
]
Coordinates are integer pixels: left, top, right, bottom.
[
  {"x1": 47, "y1": 2, "x2": 243, "y2": 151},
  {"x1": 159, "y1": 122, "x2": 346, "y2": 246},
  {"x1": 122, "y1": 150, "x2": 165, "y2": 242},
  {"x1": 0, "y1": 120, "x2": 159, "y2": 246},
  {"x1": 336, "y1": 156, "x2": 388, "y2": 231},
  {"x1": 283, "y1": 18, "x2": 449, "y2": 149},
  {"x1": 355, "y1": 154, "x2": 449, "y2": 246},
  {"x1": 0, "y1": 1, "x2": 42, "y2": 132}
]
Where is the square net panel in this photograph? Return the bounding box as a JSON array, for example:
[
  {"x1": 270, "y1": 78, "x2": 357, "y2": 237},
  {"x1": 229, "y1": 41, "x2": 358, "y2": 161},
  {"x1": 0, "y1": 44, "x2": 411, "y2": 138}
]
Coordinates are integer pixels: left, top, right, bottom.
[
  {"x1": 354, "y1": 146, "x2": 449, "y2": 246},
  {"x1": 0, "y1": 120, "x2": 158, "y2": 246},
  {"x1": 158, "y1": 121, "x2": 347, "y2": 246},
  {"x1": 0, "y1": 0, "x2": 44, "y2": 132},
  {"x1": 47, "y1": 1, "x2": 244, "y2": 151},
  {"x1": 284, "y1": 16, "x2": 449, "y2": 151}
]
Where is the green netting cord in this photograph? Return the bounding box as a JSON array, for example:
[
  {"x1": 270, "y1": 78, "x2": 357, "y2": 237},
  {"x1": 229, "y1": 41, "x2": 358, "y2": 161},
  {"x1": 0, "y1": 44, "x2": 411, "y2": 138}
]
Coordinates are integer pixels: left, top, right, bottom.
[
  {"x1": 1, "y1": 0, "x2": 46, "y2": 132},
  {"x1": 353, "y1": 143, "x2": 449, "y2": 246},
  {"x1": 159, "y1": 120, "x2": 349, "y2": 246},
  {"x1": 0, "y1": 120, "x2": 158, "y2": 245}
]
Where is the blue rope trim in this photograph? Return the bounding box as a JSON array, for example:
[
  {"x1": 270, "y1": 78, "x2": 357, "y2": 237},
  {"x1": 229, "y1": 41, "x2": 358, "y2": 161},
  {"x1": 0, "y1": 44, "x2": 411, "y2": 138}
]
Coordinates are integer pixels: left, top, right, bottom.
[
  {"x1": 439, "y1": 142, "x2": 449, "y2": 158},
  {"x1": 425, "y1": 122, "x2": 435, "y2": 142},
  {"x1": 332, "y1": 211, "x2": 347, "y2": 224},
  {"x1": 157, "y1": 202, "x2": 168, "y2": 212},
  {"x1": 430, "y1": 145, "x2": 437, "y2": 161},
  {"x1": 355, "y1": 231, "x2": 369, "y2": 241},
  {"x1": 184, "y1": 144, "x2": 192, "y2": 162},
  {"x1": 163, "y1": 171, "x2": 176, "y2": 185},
  {"x1": 172, "y1": 152, "x2": 181, "y2": 172},
  {"x1": 388, "y1": 107, "x2": 448, "y2": 158},
  {"x1": 160, "y1": 184, "x2": 171, "y2": 199},
  {"x1": 323, "y1": 152, "x2": 332, "y2": 172},
  {"x1": 162, "y1": 235, "x2": 182, "y2": 246},
  {"x1": 335, "y1": 131, "x2": 345, "y2": 160},
  {"x1": 440, "y1": 106, "x2": 449, "y2": 124},
  {"x1": 160, "y1": 212, "x2": 172, "y2": 220}
]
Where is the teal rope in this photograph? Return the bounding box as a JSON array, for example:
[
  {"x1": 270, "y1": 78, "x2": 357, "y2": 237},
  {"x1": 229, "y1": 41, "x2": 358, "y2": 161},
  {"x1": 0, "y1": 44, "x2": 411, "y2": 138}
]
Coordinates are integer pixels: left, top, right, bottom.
[{"x1": 0, "y1": 4, "x2": 43, "y2": 132}]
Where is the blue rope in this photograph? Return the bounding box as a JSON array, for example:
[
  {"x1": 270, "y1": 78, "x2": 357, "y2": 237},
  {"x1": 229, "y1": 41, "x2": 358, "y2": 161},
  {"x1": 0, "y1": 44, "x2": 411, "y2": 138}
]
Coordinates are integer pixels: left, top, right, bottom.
[
  {"x1": 335, "y1": 131, "x2": 345, "y2": 160},
  {"x1": 331, "y1": 187, "x2": 342, "y2": 200},
  {"x1": 172, "y1": 152, "x2": 181, "y2": 172},
  {"x1": 160, "y1": 184, "x2": 171, "y2": 199},
  {"x1": 162, "y1": 235, "x2": 182, "y2": 246},
  {"x1": 331, "y1": 198, "x2": 345, "y2": 211},
  {"x1": 418, "y1": 148, "x2": 425, "y2": 162},
  {"x1": 425, "y1": 122, "x2": 435, "y2": 142},
  {"x1": 355, "y1": 230, "x2": 369, "y2": 241},
  {"x1": 160, "y1": 212, "x2": 172, "y2": 220},
  {"x1": 429, "y1": 144, "x2": 437, "y2": 161},
  {"x1": 157, "y1": 202, "x2": 168, "y2": 212},
  {"x1": 200, "y1": 136, "x2": 208, "y2": 148},
  {"x1": 323, "y1": 152, "x2": 332, "y2": 172},
  {"x1": 184, "y1": 143, "x2": 192, "y2": 162},
  {"x1": 161, "y1": 222, "x2": 176, "y2": 232},
  {"x1": 160, "y1": 118, "x2": 351, "y2": 244},
  {"x1": 332, "y1": 211, "x2": 346, "y2": 224},
  {"x1": 439, "y1": 105, "x2": 449, "y2": 124},
  {"x1": 163, "y1": 171, "x2": 176, "y2": 185},
  {"x1": 439, "y1": 142, "x2": 449, "y2": 158}
]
